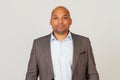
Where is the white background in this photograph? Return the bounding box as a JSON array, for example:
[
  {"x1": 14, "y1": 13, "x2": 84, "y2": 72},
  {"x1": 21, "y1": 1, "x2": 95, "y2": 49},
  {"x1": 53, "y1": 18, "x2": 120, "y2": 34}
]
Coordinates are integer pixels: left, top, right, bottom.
[{"x1": 0, "y1": 0, "x2": 120, "y2": 80}]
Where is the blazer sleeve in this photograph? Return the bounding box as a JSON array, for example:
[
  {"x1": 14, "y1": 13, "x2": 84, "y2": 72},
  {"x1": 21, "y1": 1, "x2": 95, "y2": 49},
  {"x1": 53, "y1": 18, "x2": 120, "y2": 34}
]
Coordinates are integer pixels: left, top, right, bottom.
[
  {"x1": 86, "y1": 38, "x2": 99, "y2": 80},
  {"x1": 25, "y1": 40, "x2": 39, "y2": 80}
]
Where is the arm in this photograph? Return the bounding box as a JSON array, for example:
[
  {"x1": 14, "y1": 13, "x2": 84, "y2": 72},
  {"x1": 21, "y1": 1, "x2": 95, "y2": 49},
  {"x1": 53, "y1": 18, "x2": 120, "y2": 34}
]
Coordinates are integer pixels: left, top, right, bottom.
[
  {"x1": 25, "y1": 40, "x2": 39, "y2": 80},
  {"x1": 86, "y1": 38, "x2": 99, "y2": 80}
]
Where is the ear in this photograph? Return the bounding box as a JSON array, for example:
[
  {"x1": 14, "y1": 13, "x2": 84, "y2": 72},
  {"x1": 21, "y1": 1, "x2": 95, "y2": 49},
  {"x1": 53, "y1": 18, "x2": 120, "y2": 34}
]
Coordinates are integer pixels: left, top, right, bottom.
[
  {"x1": 70, "y1": 18, "x2": 72, "y2": 25},
  {"x1": 50, "y1": 19, "x2": 52, "y2": 25}
]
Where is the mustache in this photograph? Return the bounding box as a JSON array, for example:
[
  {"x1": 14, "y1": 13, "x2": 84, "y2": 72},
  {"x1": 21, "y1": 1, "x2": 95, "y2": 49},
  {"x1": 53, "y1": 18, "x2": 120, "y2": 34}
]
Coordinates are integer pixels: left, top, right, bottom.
[{"x1": 57, "y1": 24, "x2": 65, "y2": 27}]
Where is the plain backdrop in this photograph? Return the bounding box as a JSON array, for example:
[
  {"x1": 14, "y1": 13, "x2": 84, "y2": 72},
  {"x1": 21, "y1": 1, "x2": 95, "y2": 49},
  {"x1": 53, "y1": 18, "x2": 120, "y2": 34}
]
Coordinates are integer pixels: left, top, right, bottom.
[{"x1": 0, "y1": 0, "x2": 120, "y2": 80}]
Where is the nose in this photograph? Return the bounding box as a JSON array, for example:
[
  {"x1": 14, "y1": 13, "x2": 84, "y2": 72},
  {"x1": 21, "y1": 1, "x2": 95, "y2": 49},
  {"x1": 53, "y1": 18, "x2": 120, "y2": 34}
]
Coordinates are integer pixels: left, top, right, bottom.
[{"x1": 58, "y1": 18, "x2": 63, "y2": 24}]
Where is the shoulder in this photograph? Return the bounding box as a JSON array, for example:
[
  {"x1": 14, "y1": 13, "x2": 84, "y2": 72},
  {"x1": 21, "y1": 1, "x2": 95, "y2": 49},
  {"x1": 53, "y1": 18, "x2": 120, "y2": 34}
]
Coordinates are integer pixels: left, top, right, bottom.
[
  {"x1": 71, "y1": 32, "x2": 90, "y2": 41},
  {"x1": 71, "y1": 32, "x2": 92, "y2": 47},
  {"x1": 33, "y1": 34, "x2": 51, "y2": 43}
]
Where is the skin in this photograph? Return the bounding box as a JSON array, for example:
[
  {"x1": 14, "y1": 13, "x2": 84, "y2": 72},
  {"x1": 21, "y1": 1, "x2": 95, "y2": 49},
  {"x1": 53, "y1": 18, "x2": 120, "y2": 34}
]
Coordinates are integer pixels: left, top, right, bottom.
[{"x1": 50, "y1": 6, "x2": 72, "y2": 41}]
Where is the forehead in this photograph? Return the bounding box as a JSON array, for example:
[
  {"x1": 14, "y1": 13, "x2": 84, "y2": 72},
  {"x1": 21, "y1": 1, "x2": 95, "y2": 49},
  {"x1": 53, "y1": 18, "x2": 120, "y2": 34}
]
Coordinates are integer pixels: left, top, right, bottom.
[{"x1": 51, "y1": 7, "x2": 69, "y2": 16}]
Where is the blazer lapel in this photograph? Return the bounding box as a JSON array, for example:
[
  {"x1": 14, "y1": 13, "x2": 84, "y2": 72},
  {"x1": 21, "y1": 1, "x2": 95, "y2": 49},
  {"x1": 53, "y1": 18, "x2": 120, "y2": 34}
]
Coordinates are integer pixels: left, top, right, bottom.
[
  {"x1": 42, "y1": 33, "x2": 83, "y2": 78},
  {"x1": 71, "y1": 33, "x2": 82, "y2": 74},
  {"x1": 42, "y1": 34, "x2": 54, "y2": 78}
]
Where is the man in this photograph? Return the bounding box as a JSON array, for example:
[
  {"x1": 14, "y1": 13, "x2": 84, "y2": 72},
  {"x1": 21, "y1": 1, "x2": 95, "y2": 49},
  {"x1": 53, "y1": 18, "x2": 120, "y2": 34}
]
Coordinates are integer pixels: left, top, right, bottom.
[{"x1": 25, "y1": 6, "x2": 99, "y2": 80}]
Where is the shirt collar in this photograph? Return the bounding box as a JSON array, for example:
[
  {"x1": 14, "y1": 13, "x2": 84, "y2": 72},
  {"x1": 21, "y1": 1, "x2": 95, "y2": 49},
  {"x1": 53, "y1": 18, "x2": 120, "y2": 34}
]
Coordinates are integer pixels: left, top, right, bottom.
[{"x1": 51, "y1": 32, "x2": 72, "y2": 42}]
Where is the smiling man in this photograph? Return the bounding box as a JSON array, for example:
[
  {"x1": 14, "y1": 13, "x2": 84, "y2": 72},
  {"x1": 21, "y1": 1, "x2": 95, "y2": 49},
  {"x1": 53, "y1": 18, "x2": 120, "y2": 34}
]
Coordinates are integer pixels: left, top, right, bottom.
[
  {"x1": 50, "y1": 6, "x2": 72, "y2": 37},
  {"x1": 25, "y1": 6, "x2": 99, "y2": 80}
]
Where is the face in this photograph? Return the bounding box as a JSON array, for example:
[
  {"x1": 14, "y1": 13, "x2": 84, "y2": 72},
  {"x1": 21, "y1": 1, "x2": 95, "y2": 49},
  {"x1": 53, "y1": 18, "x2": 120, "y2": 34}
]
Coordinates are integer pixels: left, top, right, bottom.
[{"x1": 50, "y1": 7, "x2": 72, "y2": 35}]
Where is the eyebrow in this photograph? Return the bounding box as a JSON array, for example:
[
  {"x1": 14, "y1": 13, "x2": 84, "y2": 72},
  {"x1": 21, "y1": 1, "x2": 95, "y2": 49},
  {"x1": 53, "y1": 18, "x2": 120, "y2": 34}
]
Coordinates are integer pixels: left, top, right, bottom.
[
  {"x1": 63, "y1": 15, "x2": 68, "y2": 16},
  {"x1": 52, "y1": 14, "x2": 69, "y2": 17}
]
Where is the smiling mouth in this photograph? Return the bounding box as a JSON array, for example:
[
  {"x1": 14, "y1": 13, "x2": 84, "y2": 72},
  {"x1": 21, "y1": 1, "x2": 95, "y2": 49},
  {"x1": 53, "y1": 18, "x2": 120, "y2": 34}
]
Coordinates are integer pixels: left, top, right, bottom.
[{"x1": 57, "y1": 24, "x2": 65, "y2": 28}]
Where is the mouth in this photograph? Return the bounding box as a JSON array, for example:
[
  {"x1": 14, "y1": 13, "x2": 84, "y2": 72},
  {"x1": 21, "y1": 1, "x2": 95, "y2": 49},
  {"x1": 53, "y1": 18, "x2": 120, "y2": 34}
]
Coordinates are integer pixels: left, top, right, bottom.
[{"x1": 57, "y1": 24, "x2": 65, "y2": 28}]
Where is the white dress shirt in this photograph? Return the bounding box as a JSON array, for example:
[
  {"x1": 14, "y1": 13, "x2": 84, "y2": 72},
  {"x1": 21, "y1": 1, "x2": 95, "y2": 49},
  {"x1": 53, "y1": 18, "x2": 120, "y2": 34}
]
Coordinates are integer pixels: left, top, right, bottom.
[{"x1": 50, "y1": 32, "x2": 73, "y2": 80}]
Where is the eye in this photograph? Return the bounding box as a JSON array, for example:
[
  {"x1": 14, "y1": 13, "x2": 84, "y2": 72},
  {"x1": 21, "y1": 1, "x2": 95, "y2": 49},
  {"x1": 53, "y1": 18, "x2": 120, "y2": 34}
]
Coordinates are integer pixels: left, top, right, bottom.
[
  {"x1": 53, "y1": 17, "x2": 58, "y2": 19},
  {"x1": 63, "y1": 17, "x2": 68, "y2": 19}
]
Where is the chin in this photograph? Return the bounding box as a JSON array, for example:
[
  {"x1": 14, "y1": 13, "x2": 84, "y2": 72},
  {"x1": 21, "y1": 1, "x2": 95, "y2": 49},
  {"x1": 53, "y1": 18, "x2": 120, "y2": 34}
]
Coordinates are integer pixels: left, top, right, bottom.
[{"x1": 56, "y1": 31, "x2": 68, "y2": 35}]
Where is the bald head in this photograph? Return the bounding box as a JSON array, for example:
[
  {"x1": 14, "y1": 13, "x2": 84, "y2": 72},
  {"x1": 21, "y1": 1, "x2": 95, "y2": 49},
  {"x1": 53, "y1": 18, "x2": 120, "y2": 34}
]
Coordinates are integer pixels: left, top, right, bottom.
[{"x1": 51, "y1": 6, "x2": 71, "y2": 19}]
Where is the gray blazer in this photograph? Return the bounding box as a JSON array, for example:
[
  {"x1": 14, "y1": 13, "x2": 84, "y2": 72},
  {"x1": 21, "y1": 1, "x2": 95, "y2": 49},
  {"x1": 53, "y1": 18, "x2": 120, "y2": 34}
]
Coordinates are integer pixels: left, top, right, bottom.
[{"x1": 25, "y1": 33, "x2": 99, "y2": 80}]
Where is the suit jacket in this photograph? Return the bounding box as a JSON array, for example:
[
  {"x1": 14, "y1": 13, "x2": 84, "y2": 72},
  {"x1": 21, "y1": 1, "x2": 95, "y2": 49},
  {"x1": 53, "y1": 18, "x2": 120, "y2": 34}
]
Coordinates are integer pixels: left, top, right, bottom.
[{"x1": 25, "y1": 33, "x2": 99, "y2": 80}]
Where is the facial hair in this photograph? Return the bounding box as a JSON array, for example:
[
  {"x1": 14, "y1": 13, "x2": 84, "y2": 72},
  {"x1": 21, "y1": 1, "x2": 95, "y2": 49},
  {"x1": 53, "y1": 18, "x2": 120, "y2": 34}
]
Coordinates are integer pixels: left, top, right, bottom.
[{"x1": 54, "y1": 23, "x2": 69, "y2": 35}]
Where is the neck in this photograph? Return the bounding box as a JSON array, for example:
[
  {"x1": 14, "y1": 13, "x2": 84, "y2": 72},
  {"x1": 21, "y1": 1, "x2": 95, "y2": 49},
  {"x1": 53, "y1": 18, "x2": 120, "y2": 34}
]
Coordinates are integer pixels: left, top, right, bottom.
[{"x1": 53, "y1": 31, "x2": 69, "y2": 41}]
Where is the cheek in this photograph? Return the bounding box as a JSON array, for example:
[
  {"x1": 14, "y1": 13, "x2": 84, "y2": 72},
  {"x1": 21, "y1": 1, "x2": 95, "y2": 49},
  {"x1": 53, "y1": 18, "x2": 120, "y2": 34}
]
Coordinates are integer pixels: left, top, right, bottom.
[
  {"x1": 51, "y1": 21, "x2": 58, "y2": 25},
  {"x1": 65, "y1": 22, "x2": 71, "y2": 26},
  {"x1": 64, "y1": 20, "x2": 71, "y2": 25}
]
